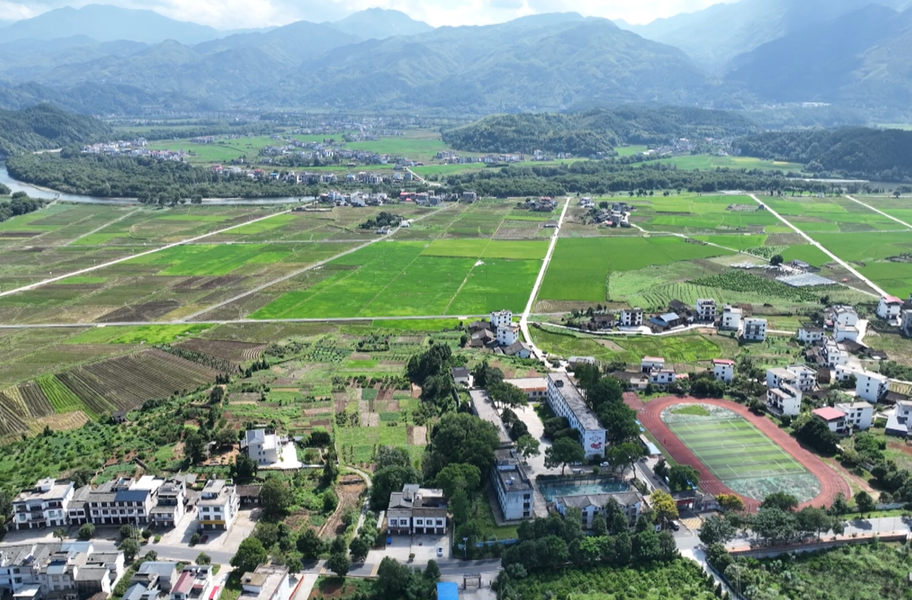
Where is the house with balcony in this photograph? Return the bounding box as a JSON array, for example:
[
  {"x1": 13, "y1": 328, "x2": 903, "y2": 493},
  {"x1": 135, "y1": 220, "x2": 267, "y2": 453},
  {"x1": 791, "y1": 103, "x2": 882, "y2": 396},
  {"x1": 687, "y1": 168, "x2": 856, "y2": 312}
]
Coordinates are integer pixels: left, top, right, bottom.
[
  {"x1": 150, "y1": 479, "x2": 186, "y2": 529},
  {"x1": 87, "y1": 476, "x2": 163, "y2": 526},
  {"x1": 553, "y1": 490, "x2": 644, "y2": 529},
  {"x1": 0, "y1": 542, "x2": 124, "y2": 600},
  {"x1": 386, "y1": 485, "x2": 448, "y2": 535},
  {"x1": 619, "y1": 308, "x2": 644, "y2": 327},
  {"x1": 695, "y1": 298, "x2": 717, "y2": 322},
  {"x1": 11, "y1": 478, "x2": 74, "y2": 530},
  {"x1": 812, "y1": 407, "x2": 848, "y2": 434},
  {"x1": 834, "y1": 401, "x2": 874, "y2": 431},
  {"x1": 797, "y1": 323, "x2": 825, "y2": 344},
  {"x1": 197, "y1": 480, "x2": 240, "y2": 531},
  {"x1": 877, "y1": 295, "x2": 904, "y2": 322},
  {"x1": 741, "y1": 318, "x2": 767, "y2": 342},
  {"x1": 713, "y1": 359, "x2": 735, "y2": 383}
]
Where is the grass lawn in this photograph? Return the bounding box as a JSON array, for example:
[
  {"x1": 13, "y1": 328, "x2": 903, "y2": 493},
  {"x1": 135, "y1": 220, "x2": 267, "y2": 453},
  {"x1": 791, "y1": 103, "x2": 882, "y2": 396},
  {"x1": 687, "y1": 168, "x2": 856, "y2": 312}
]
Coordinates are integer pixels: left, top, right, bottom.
[{"x1": 531, "y1": 327, "x2": 727, "y2": 365}]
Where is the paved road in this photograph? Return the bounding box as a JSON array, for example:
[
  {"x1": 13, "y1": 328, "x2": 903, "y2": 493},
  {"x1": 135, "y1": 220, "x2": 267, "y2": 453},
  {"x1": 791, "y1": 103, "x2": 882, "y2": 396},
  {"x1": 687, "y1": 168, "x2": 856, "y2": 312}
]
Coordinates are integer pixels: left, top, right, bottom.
[
  {"x1": 845, "y1": 195, "x2": 912, "y2": 230},
  {"x1": 520, "y1": 197, "x2": 570, "y2": 358},
  {"x1": 748, "y1": 193, "x2": 886, "y2": 297},
  {"x1": 0, "y1": 209, "x2": 293, "y2": 299}
]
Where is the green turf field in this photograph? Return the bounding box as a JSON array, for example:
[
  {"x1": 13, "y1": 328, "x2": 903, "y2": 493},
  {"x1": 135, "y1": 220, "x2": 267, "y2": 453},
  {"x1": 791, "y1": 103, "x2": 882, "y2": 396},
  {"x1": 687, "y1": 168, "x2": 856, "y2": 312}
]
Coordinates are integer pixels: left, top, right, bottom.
[{"x1": 662, "y1": 404, "x2": 820, "y2": 502}]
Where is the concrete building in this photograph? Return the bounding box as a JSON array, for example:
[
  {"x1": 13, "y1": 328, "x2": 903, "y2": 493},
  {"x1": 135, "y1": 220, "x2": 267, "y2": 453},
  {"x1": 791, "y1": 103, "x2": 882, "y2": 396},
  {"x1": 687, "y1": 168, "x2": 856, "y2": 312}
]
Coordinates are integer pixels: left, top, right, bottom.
[
  {"x1": 468, "y1": 389, "x2": 513, "y2": 449},
  {"x1": 785, "y1": 364, "x2": 818, "y2": 392},
  {"x1": 491, "y1": 449, "x2": 534, "y2": 521},
  {"x1": 741, "y1": 318, "x2": 767, "y2": 342},
  {"x1": 824, "y1": 340, "x2": 849, "y2": 367},
  {"x1": 197, "y1": 480, "x2": 240, "y2": 530},
  {"x1": 87, "y1": 476, "x2": 163, "y2": 526},
  {"x1": 123, "y1": 561, "x2": 180, "y2": 600},
  {"x1": 386, "y1": 485, "x2": 448, "y2": 535},
  {"x1": 496, "y1": 324, "x2": 520, "y2": 346},
  {"x1": 67, "y1": 485, "x2": 91, "y2": 526},
  {"x1": 11, "y1": 478, "x2": 74, "y2": 530},
  {"x1": 812, "y1": 407, "x2": 847, "y2": 434},
  {"x1": 0, "y1": 542, "x2": 124, "y2": 600},
  {"x1": 720, "y1": 305, "x2": 742, "y2": 330},
  {"x1": 877, "y1": 295, "x2": 904, "y2": 322},
  {"x1": 243, "y1": 429, "x2": 287, "y2": 466},
  {"x1": 619, "y1": 308, "x2": 644, "y2": 327},
  {"x1": 640, "y1": 357, "x2": 665, "y2": 373},
  {"x1": 546, "y1": 373, "x2": 606, "y2": 459},
  {"x1": 696, "y1": 298, "x2": 717, "y2": 322},
  {"x1": 834, "y1": 401, "x2": 874, "y2": 431},
  {"x1": 490, "y1": 310, "x2": 513, "y2": 330},
  {"x1": 649, "y1": 368, "x2": 676, "y2": 386},
  {"x1": 828, "y1": 305, "x2": 859, "y2": 327},
  {"x1": 766, "y1": 386, "x2": 802, "y2": 417},
  {"x1": 504, "y1": 377, "x2": 547, "y2": 401},
  {"x1": 886, "y1": 401, "x2": 912, "y2": 437},
  {"x1": 834, "y1": 323, "x2": 859, "y2": 343},
  {"x1": 150, "y1": 479, "x2": 186, "y2": 529},
  {"x1": 553, "y1": 491, "x2": 644, "y2": 529},
  {"x1": 797, "y1": 323, "x2": 825, "y2": 343},
  {"x1": 901, "y1": 309, "x2": 912, "y2": 335},
  {"x1": 855, "y1": 370, "x2": 889, "y2": 403},
  {"x1": 450, "y1": 367, "x2": 471, "y2": 387},
  {"x1": 712, "y1": 359, "x2": 734, "y2": 383},
  {"x1": 240, "y1": 566, "x2": 289, "y2": 600}
]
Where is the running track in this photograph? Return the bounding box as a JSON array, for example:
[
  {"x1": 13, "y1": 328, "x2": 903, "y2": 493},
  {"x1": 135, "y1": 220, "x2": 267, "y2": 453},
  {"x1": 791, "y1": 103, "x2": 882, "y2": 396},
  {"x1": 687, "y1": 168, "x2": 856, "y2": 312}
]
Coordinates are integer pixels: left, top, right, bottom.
[{"x1": 625, "y1": 394, "x2": 851, "y2": 511}]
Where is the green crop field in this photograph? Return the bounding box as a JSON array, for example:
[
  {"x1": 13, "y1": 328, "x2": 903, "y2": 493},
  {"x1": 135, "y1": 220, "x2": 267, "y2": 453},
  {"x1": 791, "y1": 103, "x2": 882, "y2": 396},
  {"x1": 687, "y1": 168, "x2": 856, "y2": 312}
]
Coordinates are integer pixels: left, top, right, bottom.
[
  {"x1": 765, "y1": 197, "x2": 901, "y2": 232},
  {"x1": 662, "y1": 404, "x2": 820, "y2": 502},
  {"x1": 653, "y1": 155, "x2": 805, "y2": 172},
  {"x1": 537, "y1": 236, "x2": 734, "y2": 303},
  {"x1": 633, "y1": 194, "x2": 780, "y2": 234},
  {"x1": 64, "y1": 324, "x2": 212, "y2": 345},
  {"x1": 532, "y1": 327, "x2": 729, "y2": 365}
]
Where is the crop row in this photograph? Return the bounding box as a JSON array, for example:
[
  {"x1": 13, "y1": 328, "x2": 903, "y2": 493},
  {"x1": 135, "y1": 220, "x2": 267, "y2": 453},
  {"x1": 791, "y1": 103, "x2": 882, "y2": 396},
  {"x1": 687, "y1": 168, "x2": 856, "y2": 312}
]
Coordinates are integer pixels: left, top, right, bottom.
[
  {"x1": 54, "y1": 371, "x2": 116, "y2": 417},
  {"x1": 37, "y1": 375, "x2": 88, "y2": 416},
  {"x1": 0, "y1": 391, "x2": 29, "y2": 436}
]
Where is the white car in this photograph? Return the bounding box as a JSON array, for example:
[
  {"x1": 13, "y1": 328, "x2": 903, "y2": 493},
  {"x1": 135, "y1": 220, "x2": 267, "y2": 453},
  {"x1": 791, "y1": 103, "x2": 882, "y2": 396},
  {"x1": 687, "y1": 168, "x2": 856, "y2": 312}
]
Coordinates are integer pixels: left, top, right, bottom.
[{"x1": 437, "y1": 547, "x2": 443, "y2": 558}]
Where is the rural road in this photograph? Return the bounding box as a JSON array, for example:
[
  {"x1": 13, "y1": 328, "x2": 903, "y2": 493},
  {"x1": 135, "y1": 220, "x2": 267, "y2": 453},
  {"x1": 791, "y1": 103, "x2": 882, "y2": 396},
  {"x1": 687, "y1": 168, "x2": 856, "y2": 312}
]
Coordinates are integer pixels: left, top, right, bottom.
[
  {"x1": 0, "y1": 209, "x2": 293, "y2": 299},
  {"x1": 178, "y1": 203, "x2": 455, "y2": 322},
  {"x1": 845, "y1": 195, "x2": 912, "y2": 230},
  {"x1": 748, "y1": 193, "x2": 887, "y2": 297},
  {"x1": 520, "y1": 197, "x2": 570, "y2": 359}
]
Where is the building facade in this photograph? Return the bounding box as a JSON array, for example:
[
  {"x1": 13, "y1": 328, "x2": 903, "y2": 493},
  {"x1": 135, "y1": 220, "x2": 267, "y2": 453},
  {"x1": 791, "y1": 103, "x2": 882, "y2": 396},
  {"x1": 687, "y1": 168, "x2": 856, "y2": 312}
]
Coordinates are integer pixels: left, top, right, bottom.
[
  {"x1": 546, "y1": 374, "x2": 606, "y2": 459},
  {"x1": 492, "y1": 449, "x2": 534, "y2": 521},
  {"x1": 197, "y1": 480, "x2": 240, "y2": 530},
  {"x1": 11, "y1": 479, "x2": 74, "y2": 530},
  {"x1": 742, "y1": 318, "x2": 767, "y2": 341},
  {"x1": 712, "y1": 359, "x2": 734, "y2": 383}
]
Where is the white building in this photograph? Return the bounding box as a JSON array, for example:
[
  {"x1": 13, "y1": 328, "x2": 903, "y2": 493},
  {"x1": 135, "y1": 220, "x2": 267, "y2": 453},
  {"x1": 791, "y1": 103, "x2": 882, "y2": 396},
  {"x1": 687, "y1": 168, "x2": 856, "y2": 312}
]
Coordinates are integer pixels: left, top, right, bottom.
[
  {"x1": 834, "y1": 323, "x2": 860, "y2": 343},
  {"x1": 742, "y1": 318, "x2": 767, "y2": 342},
  {"x1": 797, "y1": 323, "x2": 825, "y2": 344},
  {"x1": 546, "y1": 373, "x2": 606, "y2": 459},
  {"x1": 834, "y1": 402, "x2": 874, "y2": 431},
  {"x1": 150, "y1": 479, "x2": 186, "y2": 529},
  {"x1": 766, "y1": 367, "x2": 797, "y2": 390},
  {"x1": 766, "y1": 386, "x2": 802, "y2": 417},
  {"x1": 813, "y1": 407, "x2": 847, "y2": 434},
  {"x1": 492, "y1": 449, "x2": 534, "y2": 521},
  {"x1": 240, "y1": 565, "x2": 290, "y2": 600},
  {"x1": 11, "y1": 479, "x2": 74, "y2": 530},
  {"x1": 696, "y1": 298, "x2": 717, "y2": 322},
  {"x1": 828, "y1": 305, "x2": 859, "y2": 327},
  {"x1": 0, "y1": 542, "x2": 124, "y2": 599},
  {"x1": 640, "y1": 357, "x2": 665, "y2": 373},
  {"x1": 886, "y1": 401, "x2": 912, "y2": 437},
  {"x1": 877, "y1": 296, "x2": 904, "y2": 321},
  {"x1": 824, "y1": 340, "x2": 849, "y2": 367},
  {"x1": 504, "y1": 377, "x2": 548, "y2": 401},
  {"x1": 87, "y1": 476, "x2": 163, "y2": 526},
  {"x1": 490, "y1": 309, "x2": 513, "y2": 330},
  {"x1": 619, "y1": 308, "x2": 644, "y2": 327},
  {"x1": 497, "y1": 324, "x2": 520, "y2": 346},
  {"x1": 855, "y1": 370, "x2": 889, "y2": 403},
  {"x1": 649, "y1": 369, "x2": 676, "y2": 386},
  {"x1": 386, "y1": 485, "x2": 448, "y2": 535},
  {"x1": 197, "y1": 479, "x2": 240, "y2": 530},
  {"x1": 553, "y1": 491, "x2": 644, "y2": 529},
  {"x1": 785, "y1": 364, "x2": 818, "y2": 392},
  {"x1": 244, "y1": 429, "x2": 286, "y2": 466},
  {"x1": 451, "y1": 367, "x2": 471, "y2": 387},
  {"x1": 720, "y1": 305, "x2": 742, "y2": 330},
  {"x1": 901, "y1": 309, "x2": 912, "y2": 334},
  {"x1": 712, "y1": 359, "x2": 735, "y2": 383}
]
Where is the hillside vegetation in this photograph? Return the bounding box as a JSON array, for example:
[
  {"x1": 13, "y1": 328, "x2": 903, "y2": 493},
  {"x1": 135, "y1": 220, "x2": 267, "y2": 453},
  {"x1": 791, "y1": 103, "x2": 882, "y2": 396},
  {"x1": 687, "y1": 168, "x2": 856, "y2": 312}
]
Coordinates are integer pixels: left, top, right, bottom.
[
  {"x1": 442, "y1": 106, "x2": 758, "y2": 154},
  {"x1": 0, "y1": 104, "x2": 110, "y2": 156},
  {"x1": 736, "y1": 127, "x2": 912, "y2": 181}
]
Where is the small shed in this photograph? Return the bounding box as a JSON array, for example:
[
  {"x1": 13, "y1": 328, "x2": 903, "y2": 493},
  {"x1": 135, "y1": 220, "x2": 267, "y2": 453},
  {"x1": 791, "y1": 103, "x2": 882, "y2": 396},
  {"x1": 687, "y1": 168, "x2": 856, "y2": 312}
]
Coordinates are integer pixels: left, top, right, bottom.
[{"x1": 437, "y1": 582, "x2": 459, "y2": 600}]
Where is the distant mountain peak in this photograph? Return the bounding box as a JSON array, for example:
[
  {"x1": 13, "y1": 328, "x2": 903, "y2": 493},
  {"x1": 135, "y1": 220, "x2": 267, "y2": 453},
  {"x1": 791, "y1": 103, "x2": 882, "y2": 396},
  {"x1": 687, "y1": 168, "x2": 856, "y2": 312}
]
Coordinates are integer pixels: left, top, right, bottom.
[{"x1": 329, "y1": 8, "x2": 433, "y2": 39}]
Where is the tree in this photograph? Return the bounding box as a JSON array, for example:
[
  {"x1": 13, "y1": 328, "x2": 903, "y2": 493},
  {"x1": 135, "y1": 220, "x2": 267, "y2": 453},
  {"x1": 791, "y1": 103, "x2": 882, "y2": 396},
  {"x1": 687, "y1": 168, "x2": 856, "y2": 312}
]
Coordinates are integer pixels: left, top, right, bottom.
[
  {"x1": 208, "y1": 386, "x2": 225, "y2": 404},
  {"x1": 650, "y1": 490, "x2": 679, "y2": 524},
  {"x1": 53, "y1": 528, "x2": 66, "y2": 542},
  {"x1": 370, "y1": 465, "x2": 421, "y2": 511},
  {"x1": 120, "y1": 524, "x2": 136, "y2": 539},
  {"x1": 573, "y1": 363, "x2": 602, "y2": 393},
  {"x1": 424, "y1": 559, "x2": 440, "y2": 582},
  {"x1": 714, "y1": 494, "x2": 744, "y2": 513},
  {"x1": 434, "y1": 463, "x2": 481, "y2": 498},
  {"x1": 544, "y1": 437, "x2": 585, "y2": 475},
  {"x1": 796, "y1": 417, "x2": 839, "y2": 455},
  {"x1": 796, "y1": 506, "x2": 832, "y2": 541},
  {"x1": 234, "y1": 454, "x2": 258, "y2": 482},
  {"x1": 653, "y1": 458, "x2": 669, "y2": 481},
  {"x1": 326, "y1": 552, "x2": 351, "y2": 578},
  {"x1": 214, "y1": 428, "x2": 237, "y2": 448},
  {"x1": 322, "y1": 489, "x2": 338, "y2": 513},
  {"x1": 121, "y1": 538, "x2": 140, "y2": 561},
  {"x1": 374, "y1": 446, "x2": 411, "y2": 469},
  {"x1": 699, "y1": 515, "x2": 736, "y2": 546},
  {"x1": 184, "y1": 429, "x2": 207, "y2": 464},
  {"x1": 829, "y1": 491, "x2": 850, "y2": 516},
  {"x1": 752, "y1": 507, "x2": 797, "y2": 545},
  {"x1": 606, "y1": 442, "x2": 646, "y2": 478},
  {"x1": 78, "y1": 523, "x2": 95, "y2": 540},
  {"x1": 591, "y1": 514, "x2": 608, "y2": 536},
  {"x1": 195, "y1": 553, "x2": 211, "y2": 565},
  {"x1": 260, "y1": 477, "x2": 292, "y2": 519},
  {"x1": 760, "y1": 491, "x2": 798, "y2": 512},
  {"x1": 471, "y1": 362, "x2": 504, "y2": 389},
  {"x1": 515, "y1": 434, "x2": 541, "y2": 461},
  {"x1": 375, "y1": 557, "x2": 416, "y2": 600},
  {"x1": 770, "y1": 254, "x2": 784, "y2": 266},
  {"x1": 424, "y1": 412, "x2": 500, "y2": 478},
  {"x1": 489, "y1": 381, "x2": 528, "y2": 409},
  {"x1": 349, "y1": 536, "x2": 370, "y2": 562},
  {"x1": 855, "y1": 490, "x2": 876, "y2": 517},
  {"x1": 231, "y1": 537, "x2": 268, "y2": 574},
  {"x1": 296, "y1": 528, "x2": 326, "y2": 560}
]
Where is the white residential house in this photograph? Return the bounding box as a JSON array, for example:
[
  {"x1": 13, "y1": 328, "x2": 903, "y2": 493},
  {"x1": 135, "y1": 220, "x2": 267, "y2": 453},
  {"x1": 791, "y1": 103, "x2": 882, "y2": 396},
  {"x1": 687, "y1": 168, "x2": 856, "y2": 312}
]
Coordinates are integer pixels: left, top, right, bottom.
[
  {"x1": 886, "y1": 401, "x2": 912, "y2": 437},
  {"x1": 490, "y1": 309, "x2": 513, "y2": 330},
  {"x1": 553, "y1": 491, "x2": 644, "y2": 529},
  {"x1": 546, "y1": 373, "x2": 606, "y2": 459},
  {"x1": 813, "y1": 407, "x2": 847, "y2": 434},
  {"x1": 492, "y1": 449, "x2": 534, "y2": 521},
  {"x1": 640, "y1": 357, "x2": 665, "y2": 373},
  {"x1": 386, "y1": 485, "x2": 448, "y2": 535},
  {"x1": 834, "y1": 402, "x2": 874, "y2": 431},
  {"x1": 451, "y1": 367, "x2": 471, "y2": 387},
  {"x1": 766, "y1": 386, "x2": 802, "y2": 417},
  {"x1": 825, "y1": 341, "x2": 849, "y2": 367},
  {"x1": 741, "y1": 318, "x2": 767, "y2": 342},
  {"x1": 834, "y1": 323, "x2": 860, "y2": 343},
  {"x1": 877, "y1": 296, "x2": 904, "y2": 321},
  {"x1": 11, "y1": 479, "x2": 74, "y2": 530},
  {"x1": 0, "y1": 542, "x2": 124, "y2": 599},
  {"x1": 766, "y1": 367, "x2": 798, "y2": 390},
  {"x1": 696, "y1": 298, "x2": 717, "y2": 322},
  {"x1": 855, "y1": 370, "x2": 889, "y2": 403},
  {"x1": 244, "y1": 429, "x2": 286, "y2": 466},
  {"x1": 901, "y1": 309, "x2": 912, "y2": 335},
  {"x1": 619, "y1": 308, "x2": 644, "y2": 327},
  {"x1": 828, "y1": 305, "x2": 859, "y2": 327},
  {"x1": 785, "y1": 364, "x2": 818, "y2": 392},
  {"x1": 720, "y1": 305, "x2": 742, "y2": 330},
  {"x1": 87, "y1": 476, "x2": 163, "y2": 526},
  {"x1": 150, "y1": 479, "x2": 186, "y2": 529},
  {"x1": 712, "y1": 359, "x2": 734, "y2": 382},
  {"x1": 197, "y1": 480, "x2": 240, "y2": 530},
  {"x1": 240, "y1": 565, "x2": 290, "y2": 600},
  {"x1": 649, "y1": 369, "x2": 676, "y2": 386},
  {"x1": 497, "y1": 324, "x2": 520, "y2": 346},
  {"x1": 834, "y1": 364, "x2": 856, "y2": 383},
  {"x1": 797, "y1": 323, "x2": 825, "y2": 343}
]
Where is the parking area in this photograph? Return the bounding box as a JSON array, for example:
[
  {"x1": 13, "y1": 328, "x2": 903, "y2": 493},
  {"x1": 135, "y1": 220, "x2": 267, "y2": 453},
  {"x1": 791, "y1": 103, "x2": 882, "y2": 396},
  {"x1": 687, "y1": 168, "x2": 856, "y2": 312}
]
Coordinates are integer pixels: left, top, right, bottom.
[
  {"x1": 369, "y1": 532, "x2": 450, "y2": 565},
  {"x1": 511, "y1": 404, "x2": 563, "y2": 478}
]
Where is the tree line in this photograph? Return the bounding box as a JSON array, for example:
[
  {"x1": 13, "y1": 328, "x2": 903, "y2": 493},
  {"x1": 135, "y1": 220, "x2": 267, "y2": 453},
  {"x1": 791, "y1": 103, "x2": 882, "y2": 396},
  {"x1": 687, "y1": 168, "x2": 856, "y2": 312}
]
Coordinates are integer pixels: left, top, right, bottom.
[{"x1": 0, "y1": 192, "x2": 44, "y2": 224}]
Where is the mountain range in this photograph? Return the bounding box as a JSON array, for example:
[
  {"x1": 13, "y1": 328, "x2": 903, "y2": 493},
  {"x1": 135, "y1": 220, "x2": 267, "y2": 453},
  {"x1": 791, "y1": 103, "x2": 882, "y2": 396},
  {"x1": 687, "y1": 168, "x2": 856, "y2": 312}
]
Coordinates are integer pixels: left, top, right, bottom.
[{"x1": 0, "y1": 2, "x2": 910, "y2": 117}]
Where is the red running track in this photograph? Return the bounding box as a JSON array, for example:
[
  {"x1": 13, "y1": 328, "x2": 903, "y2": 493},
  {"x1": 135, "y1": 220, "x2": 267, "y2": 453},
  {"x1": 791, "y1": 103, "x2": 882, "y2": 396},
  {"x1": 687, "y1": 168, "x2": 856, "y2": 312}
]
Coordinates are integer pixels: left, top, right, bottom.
[{"x1": 626, "y1": 394, "x2": 851, "y2": 511}]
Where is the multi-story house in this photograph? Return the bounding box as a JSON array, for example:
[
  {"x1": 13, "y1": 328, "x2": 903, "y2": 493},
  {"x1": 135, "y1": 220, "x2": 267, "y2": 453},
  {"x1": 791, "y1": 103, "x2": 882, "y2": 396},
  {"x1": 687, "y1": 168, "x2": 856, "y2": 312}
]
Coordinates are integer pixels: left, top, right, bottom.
[
  {"x1": 491, "y1": 449, "x2": 534, "y2": 521},
  {"x1": 546, "y1": 373, "x2": 606, "y2": 459},
  {"x1": 695, "y1": 298, "x2": 717, "y2": 322},
  {"x1": 720, "y1": 305, "x2": 742, "y2": 330},
  {"x1": 741, "y1": 318, "x2": 767, "y2": 342},
  {"x1": 150, "y1": 479, "x2": 186, "y2": 529},
  {"x1": 553, "y1": 491, "x2": 644, "y2": 529},
  {"x1": 239, "y1": 565, "x2": 289, "y2": 600},
  {"x1": 619, "y1": 308, "x2": 644, "y2": 327},
  {"x1": 88, "y1": 476, "x2": 163, "y2": 526},
  {"x1": 0, "y1": 542, "x2": 124, "y2": 600},
  {"x1": 877, "y1": 295, "x2": 904, "y2": 322},
  {"x1": 243, "y1": 429, "x2": 287, "y2": 466},
  {"x1": 834, "y1": 402, "x2": 874, "y2": 431},
  {"x1": 11, "y1": 478, "x2": 74, "y2": 530},
  {"x1": 386, "y1": 485, "x2": 448, "y2": 535},
  {"x1": 713, "y1": 359, "x2": 735, "y2": 383},
  {"x1": 197, "y1": 480, "x2": 240, "y2": 531},
  {"x1": 797, "y1": 323, "x2": 825, "y2": 343},
  {"x1": 855, "y1": 370, "x2": 889, "y2": 403},
  {"x1": 640, "y1": 357, "x2": 665, "y2": 373}
]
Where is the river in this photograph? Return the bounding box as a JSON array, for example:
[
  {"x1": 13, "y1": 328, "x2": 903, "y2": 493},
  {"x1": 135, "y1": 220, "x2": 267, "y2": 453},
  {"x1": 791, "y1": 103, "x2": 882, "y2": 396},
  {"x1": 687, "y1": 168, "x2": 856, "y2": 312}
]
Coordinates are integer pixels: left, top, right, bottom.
[{"x1": 0, "y1": 164, "x2": 314, "y2": 205}]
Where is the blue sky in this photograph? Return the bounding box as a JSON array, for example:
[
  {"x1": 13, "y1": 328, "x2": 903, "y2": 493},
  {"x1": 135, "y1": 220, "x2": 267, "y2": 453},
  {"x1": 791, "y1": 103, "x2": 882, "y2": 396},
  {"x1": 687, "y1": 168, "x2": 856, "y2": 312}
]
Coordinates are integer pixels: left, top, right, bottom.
[{"x1": 0, "y1": 0, "x2": 741, "y2": 28}]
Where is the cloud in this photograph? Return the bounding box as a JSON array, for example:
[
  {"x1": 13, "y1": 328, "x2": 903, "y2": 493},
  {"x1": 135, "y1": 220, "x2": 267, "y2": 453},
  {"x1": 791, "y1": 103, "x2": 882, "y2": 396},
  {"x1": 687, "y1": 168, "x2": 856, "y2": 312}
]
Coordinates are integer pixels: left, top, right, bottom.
[{"x1": 2, "y1": 0, "x2": 742, "y2": 29}]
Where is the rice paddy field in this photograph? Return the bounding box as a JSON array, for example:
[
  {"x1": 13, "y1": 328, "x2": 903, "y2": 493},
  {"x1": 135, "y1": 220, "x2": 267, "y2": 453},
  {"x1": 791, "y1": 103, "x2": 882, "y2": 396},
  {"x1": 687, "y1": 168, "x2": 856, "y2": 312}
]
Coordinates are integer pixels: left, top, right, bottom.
[{"x1": 661, "y1": 403, "x2": 821, "y2": 502}]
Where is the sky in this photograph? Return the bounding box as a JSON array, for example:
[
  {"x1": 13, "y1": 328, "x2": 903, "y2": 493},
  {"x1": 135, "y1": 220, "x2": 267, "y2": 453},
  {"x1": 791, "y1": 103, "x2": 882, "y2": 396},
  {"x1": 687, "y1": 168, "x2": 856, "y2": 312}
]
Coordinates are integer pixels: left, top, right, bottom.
[{"x1": 0, "y1": 0, "x2": 742, "y2": 29}]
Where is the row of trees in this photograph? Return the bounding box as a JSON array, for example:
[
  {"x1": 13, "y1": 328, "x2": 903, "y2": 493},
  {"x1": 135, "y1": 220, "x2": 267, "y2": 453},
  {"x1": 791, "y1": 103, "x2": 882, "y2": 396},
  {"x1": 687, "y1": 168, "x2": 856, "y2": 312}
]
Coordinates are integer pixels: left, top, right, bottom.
[{"x1": 0, "y1": 192, "x2": 43, "y2": 223}]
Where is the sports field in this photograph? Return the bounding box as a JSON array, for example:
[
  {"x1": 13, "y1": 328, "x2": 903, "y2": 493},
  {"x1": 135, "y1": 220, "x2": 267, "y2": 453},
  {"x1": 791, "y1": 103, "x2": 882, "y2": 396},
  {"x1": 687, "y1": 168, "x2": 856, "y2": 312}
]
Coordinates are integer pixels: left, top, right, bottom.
[{"x1": 661, "y1": 403, "x2": 821, "y2": 503}]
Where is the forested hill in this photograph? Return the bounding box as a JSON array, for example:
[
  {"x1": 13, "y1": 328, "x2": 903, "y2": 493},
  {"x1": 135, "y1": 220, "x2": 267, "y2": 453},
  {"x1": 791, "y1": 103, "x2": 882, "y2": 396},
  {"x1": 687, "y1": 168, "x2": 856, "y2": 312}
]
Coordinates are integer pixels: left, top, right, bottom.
[
  {"x1": 735, "y1": 128, "x2": 912, "y2": 181},
  {"x1": 442, "y1": 107, "x2": 758, "y2": 155},
  {"x1": 0, "y1": 104, "x2": 111, "y2": 157}
]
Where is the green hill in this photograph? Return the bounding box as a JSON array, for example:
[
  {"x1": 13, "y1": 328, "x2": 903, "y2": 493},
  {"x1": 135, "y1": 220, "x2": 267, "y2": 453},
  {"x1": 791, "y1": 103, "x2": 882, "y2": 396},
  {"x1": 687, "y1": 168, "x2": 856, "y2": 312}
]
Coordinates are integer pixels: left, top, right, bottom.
[{"x1": 0, "y1": 104, "x2": 111, "y2": 157}]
